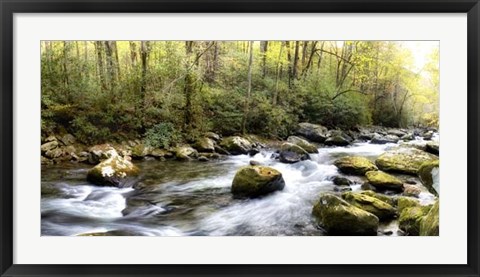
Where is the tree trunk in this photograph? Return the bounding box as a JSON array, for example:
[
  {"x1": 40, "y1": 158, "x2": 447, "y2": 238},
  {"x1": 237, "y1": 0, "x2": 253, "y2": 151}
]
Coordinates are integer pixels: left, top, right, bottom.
[
  {"x1": 241, "y1": 41, "x2": 254, "y2": 134},
  {"x1": 301, "y1": 41, "x2": 308, "y2": 67},
  {"x1": 104, "y1": 41, "x2": 116, "y2": 89},
  {"x1": 140, "y1": 41, "x2": 149, "y2": 94},
  {"x1": 113, "y1": 41, "x2": 121, "y2": 80},
  {"x1": 285, "y1": 41, "x2": 293, "y2": 88},
  {"x1": 273, "y1": 42, "x2": 285, "y2": 105},
  {"x1": 94, "y1": 41, "x2": 106, "y2": 90},
  {"x1": 292, "y1": 41, "x2": 300, "y2": 80},
  {"x1": 301, "y1": 41, "x2": 318, "y2": 78},
  {"x1": 129, "y1": 41, "x2": 137, "y2": 68},
  {"x1": 184, "y1": 41, "x2": 195, "y2": 130},
  {"x1": 62, "y1": 41, "x2": 69, "y2": 87},
  {"x1": 261, "y1": 41, "x2": 268, "y2": 77}
]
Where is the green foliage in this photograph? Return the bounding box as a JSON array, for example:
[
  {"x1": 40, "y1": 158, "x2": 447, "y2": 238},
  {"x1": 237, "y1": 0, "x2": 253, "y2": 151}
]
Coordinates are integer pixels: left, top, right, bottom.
[
  {"x1": 144, "y1": 123, "x2": 181, "y2": 149},
  {"x1": 41, "y1": 40, "x2": 439, "y2": 144}
]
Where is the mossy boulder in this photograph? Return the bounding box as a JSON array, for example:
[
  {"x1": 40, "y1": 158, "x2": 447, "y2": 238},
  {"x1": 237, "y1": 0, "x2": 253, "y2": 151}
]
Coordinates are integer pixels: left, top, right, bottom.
[
  {"x1": 312, "y1": 193, "x2": 379, "y2": 235},
  {"x1": 278, "y1": 143, "x2": 310, "y2": 164},
  {"x1": 342, "y1": 192, "x2": 397, "y2": 221},
  {"x1": 87, "y1": 153, "x2": 140, "y2": 187},
  {"x1": 193, "y1": 137, "x2": 216, "y2": 153},
  {"x1": 41, "y1": 140, "x2": 59, "y2": 154},
  {"x1": 365, "y1": 171, "x2": 404, "y2": 192},
  {"x1": 398, "y1": 205, "x2": 432, "y2": 236},
  {"x1": 296, "y1": 122, "x2": 329, "y2": 143},
  {"x1": 418, "y1": 160, "x2": 439, "y2": 196},
  {"x1": 334, "y1": 156, "x2": 378, "y2": 175},
  {"x1": 370, "y1": 134, "x2": 399, "y2": 144},
  {"x1": 231, "y1": 165, "x2": 285, "y2": 198},
  {"x1": 324, "y1": 135, "x2": 350, "y2": 146},
  {"x1": 287, "y1": 136, "x2": 318, "y2": 153},
  {"x1": 419, "y1": 200, "x2": 439, "y2": 236},
  {"x1": 397, "y1": 196, "x2": 421, "y2": 213},
  {"x1": 359, "y1": 190, "x2": 396, "y2": 206},
  {"x1": 175, "y1": 146, "x2": 198, "y2": 160},
  {"x1": 375, "y1": 147, "x2": 438, "y2": 175},
  {"x1": 219, "y1": 136, "x2": 253, "y2": 155}
]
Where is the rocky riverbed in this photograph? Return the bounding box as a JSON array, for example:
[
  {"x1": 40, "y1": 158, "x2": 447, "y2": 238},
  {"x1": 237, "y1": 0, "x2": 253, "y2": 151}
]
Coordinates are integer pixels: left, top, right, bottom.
[{"x1": 41, "y1": 123, "x2": 439, "y2": 236}]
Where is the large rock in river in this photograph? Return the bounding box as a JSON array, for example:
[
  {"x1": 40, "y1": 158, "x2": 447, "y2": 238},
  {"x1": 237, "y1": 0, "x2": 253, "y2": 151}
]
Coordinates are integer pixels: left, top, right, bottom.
[
  {"x1": 419, "y1": 200, "x2": 439, "y2": 236},
  {"x1": 375, "y1": 147, "x2": 438, "y2": 175},
  {"x1": 87, "y1": 153, "x2": 140, "y2": 187},
  {"x1": 370, "y1": 133, "x2": 399, "y2": 144},
  {"x1": 342, "y1": 192, "x2": 397, "y2": 221},
  {"x1": 334, "y1": 156, "x2": 378, "y2": 175},
  {"x1": 231, "y1": 165, "x2": 285, "y2": 198},
  {"x1": 219, "y1": 136, "x2": 253, "y2": 155},
  {"x1": 324, "y1": 131, "x2": 351, "y2": 146},
  {"x1": 418, "y1": 160, "x2": 439, "y2": 196},
  {"x1": 312, "y1": 193, "x2": 379, "y2": 235},
  {"x1": 365, "y1": 170, "x2": 404, "y2": 192},
  {"x1": 296, "y1": 122, "x2": 329, "y2": 143},
  {"x1": 278, "y1": 143, "x2": 310, "y2": 163},
  {"x1": 398, "y1": 205, "x2": 432, "y2": 236},
  {"x1": 287, "y1": 136, "x2": 318, "y2": 153}
]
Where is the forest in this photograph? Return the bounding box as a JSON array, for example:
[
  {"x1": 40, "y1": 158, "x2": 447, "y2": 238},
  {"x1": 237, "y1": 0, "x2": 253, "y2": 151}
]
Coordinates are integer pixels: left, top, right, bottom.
[{"x1": 41, "y1": 41, "x2": 439, "y2": 146}]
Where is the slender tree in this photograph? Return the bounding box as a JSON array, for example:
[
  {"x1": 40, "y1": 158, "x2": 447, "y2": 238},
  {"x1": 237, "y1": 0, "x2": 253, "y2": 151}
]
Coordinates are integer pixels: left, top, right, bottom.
[{"x1": 241, "y1": 41, "x2": 254, "y2": 134}]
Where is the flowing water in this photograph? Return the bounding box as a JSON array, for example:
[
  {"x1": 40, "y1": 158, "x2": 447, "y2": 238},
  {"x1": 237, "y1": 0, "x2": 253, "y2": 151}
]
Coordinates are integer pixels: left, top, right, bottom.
[{"x1": 41, "y1": 140, "x2": 437, "y2": 236}]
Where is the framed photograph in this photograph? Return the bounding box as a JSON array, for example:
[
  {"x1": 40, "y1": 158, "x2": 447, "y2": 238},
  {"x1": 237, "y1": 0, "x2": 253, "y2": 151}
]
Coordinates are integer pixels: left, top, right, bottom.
[{"x1": 1, "y1": 0, "x2": 479, "y2": 276}]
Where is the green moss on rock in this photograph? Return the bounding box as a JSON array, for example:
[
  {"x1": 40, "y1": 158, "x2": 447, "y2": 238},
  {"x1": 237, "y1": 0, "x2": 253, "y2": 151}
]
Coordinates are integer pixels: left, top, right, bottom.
[
  {"x1": 375, "y1": 147, "x2": 438, "y2": 175},
  {"x1": 287, "y1": 136, "x2": 318, "y2": 153},
  {"x1": 359, "y1": 190, "x2": 396, "y2": 206},
  {"x1": 418, "y1": 160, "x2": 439, "y2": 196},
  {"x1": 397, "y1": 196, "x2": 421, "y2": 213},
  {"x1": 334, "y1": 156, "x2": 378, "y2": 175},
  {"x1": 365, "y1": 171, "x2": 404, "y2": 192},
  {"x1": 312, "y1": 193, "x2": 379, "y2": 235},
  {"x1": 279, "y1": 143, "x2": 310, "y2": 163},
  {"x1": 342, "y1": 192, "x2": 397, "y2": 221},
  {"x1": 420, "y1": 200, "x2": 439, "y2": 236},
  {"x1": 231, "y1": 165, "x2": 285, "y2": 198},
  {"x1": 399, "y1": 204, "x2": 433, "y2": 236}
]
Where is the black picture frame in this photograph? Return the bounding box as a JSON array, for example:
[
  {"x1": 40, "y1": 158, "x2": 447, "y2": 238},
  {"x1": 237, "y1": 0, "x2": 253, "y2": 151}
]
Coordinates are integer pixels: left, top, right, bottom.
[{"x1": 1, "y1": 0, "x2": 479, "y2": 276}]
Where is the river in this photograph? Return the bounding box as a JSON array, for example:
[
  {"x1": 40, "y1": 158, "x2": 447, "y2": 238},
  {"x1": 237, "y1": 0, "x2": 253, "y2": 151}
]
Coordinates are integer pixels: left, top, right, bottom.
[{"x1": 41, "y1": 140, "x2": 437, "y2": 236}]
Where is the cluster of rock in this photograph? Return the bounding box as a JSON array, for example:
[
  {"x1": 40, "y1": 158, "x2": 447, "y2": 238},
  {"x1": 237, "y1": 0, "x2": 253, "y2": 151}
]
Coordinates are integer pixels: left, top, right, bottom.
[
  {"x1": 312, "y1": 145, "x2": 439, "y2": 236},
  {"x1": 41, "y1": 132, "x2": 265, "y2": 166},
  {"x1": 312, "y1": 192, "x2": 438, "y2": 236}
]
